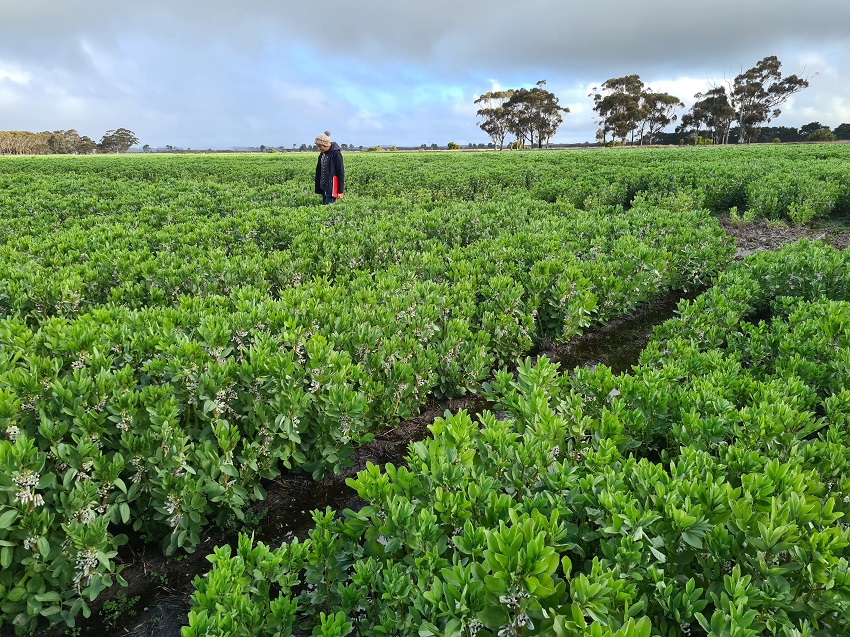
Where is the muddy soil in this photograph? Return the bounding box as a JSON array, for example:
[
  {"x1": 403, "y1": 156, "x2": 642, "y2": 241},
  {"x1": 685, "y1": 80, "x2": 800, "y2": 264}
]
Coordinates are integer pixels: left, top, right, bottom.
[
  {"x1": 718, "y1": 213, "x2": 850, "y2": 258},
  {"x1": 45, "y1": 215, "x2": 850, "y2": 637}
]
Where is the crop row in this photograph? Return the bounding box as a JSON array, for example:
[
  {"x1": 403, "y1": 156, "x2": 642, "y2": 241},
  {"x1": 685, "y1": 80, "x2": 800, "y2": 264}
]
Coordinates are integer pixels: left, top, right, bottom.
[
  {"x1": 183, "y1": 239, "x2": 850, "y2": 637},
  {"x1": 0, "y1": 181, "x2": 718, "y2": 325},
  {"x1": 2, "y1": 144, "x2": 849, "y2": 231}
]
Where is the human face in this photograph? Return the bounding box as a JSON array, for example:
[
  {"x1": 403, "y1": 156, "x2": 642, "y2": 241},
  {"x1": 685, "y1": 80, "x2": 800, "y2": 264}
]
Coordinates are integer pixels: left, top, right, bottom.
[{"x1": 318, "y1": 142, "x2": 330, "y2": 152}]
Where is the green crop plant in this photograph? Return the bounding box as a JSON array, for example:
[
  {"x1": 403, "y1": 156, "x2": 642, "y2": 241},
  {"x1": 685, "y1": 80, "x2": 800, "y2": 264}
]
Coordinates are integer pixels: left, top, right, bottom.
[
  {"x1": 185, "y1": 240, "x2": 850, "y2": 636},
  {"x1": 3, "y1": 145, "x2": 848, "y2": 632}
]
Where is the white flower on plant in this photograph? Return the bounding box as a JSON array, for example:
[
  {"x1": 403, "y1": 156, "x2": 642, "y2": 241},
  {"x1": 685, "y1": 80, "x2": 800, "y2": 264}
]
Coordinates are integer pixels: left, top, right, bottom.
[
  {"x1": 130, "y1": 456, "x2": 147, "y2": 484},
  {"x1": 164, "y1": 493, "x2": 181, "y2": 515},
  {"x1": 5, "y1": 425, "x2": 20, "y2": 441},
  {"x1": 13, "y1": 470, "x2": 44, "y2": 508},
  {"x1": 78, "y1": 508, "x2": 96, "y2": 524},
  {"x1": 74, "y1": 549, "x2": 99, "y2": 587},
  {"x1": 515, "y1": 612, "x2": 533, "y2": 629},
  {"x1": 499, "y1": 594, "x2": 513, "y2": 606},
  {"x1": 117, "y1": 414, "x2": 132, "y2": 432},
  {"x1": 164, "y1": 493, "x2": 183, "y2": 528}
]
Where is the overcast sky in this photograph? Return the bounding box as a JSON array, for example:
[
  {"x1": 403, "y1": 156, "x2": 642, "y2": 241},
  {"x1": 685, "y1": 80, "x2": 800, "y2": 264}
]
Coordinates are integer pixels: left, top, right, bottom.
[{"x1": 1, "y1": 0, "x2": 849, "y2": 149}]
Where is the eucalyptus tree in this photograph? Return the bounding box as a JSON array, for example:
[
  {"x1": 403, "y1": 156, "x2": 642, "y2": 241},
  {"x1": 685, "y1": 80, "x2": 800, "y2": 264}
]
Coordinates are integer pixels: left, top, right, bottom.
[
  {"x1": 637, "y1": 91, "x2": 684, "y2": 145},
  {"x1": 47, "y1": 129, "x2": 84, "y2": 154},
  {"x1": 799, "y1": 121, "x2": 827, "y2": 137},
  {"x1": 475, "y1": 89, "x2": 514, "y2": 150},
  {"x1": 691, "y1": 86, "x2": 735, "y2": 144},
  {"x1": 728, "y1": 55, "x2": 810, "y2": 144},
  {"x1": 675, "y1": 112, "x2": 702, "y2": 145},
  {"x1": 476, "y1": 81, "x2": 568, "y2": 150},
  {"x1": 0, "y1": 130, "x2": 51, "y2": 154},
  {"x1": 98, "y1": 128, "x2": 140, "y2": 153},
  {"x1": 834, "y1": 123, "x2": 850, "y2": 140},
  {"x1": 503, "y1": 80, "x2": 569, "y2": 148},
  {"x1": 807, "y1": 128, "x2": 835, "y2": 142},
  {"x1": 589, "y1": 75, "x2": 645, "y2": 145}
]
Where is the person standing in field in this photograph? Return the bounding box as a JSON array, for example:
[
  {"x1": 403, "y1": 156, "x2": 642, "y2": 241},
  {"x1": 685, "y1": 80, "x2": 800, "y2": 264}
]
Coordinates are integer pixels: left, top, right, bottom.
[{"x1": 314, "y1": 131, "x2": 345, "y2": 205}]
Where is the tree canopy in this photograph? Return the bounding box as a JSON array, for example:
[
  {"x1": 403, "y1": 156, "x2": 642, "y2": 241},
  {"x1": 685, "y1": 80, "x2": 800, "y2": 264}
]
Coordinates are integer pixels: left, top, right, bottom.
[
  {"x1": 679, "y1": 87, "x2": 735, "y2": 145},
  {"x1": 728, "y1": 55, "x2": 810, "y2": 144},
  {"x1": 476, "y1": 81, "x2": 568, "y2": 150},
  {"x1": 475, "y1": 90, "x2": 514, "y2": 151},
  {"x1": 834, "y1": 123, "x2": 850, "y2": 141},
  {"x1": 590, "y1": 76, "x2": 682, "y2": 145},
  {"x1": 98, "y1": 128, "x2": 140, "y2": 153},
  {"x1": 807, "y1": 128, "x2": 835, "y2": 142}
]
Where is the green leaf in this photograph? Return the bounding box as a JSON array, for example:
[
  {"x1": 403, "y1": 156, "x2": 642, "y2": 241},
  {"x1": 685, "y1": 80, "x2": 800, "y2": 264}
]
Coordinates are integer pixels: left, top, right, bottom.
[
  {"x1": 570, "y1": 602, "x2": 587, "y2": 628},
  {"x1": 561, "y1": 555, "x2": 572, "y2": 578},
  {"x1": 1, "y1": 546, "x2": 13, "y2": 569},
  {"x1": 62, "y1": 468, "x2": 78, "y2": 489},
  {"x1": 40, "y1": 605, "x2": 62, "y2": 618},
  {"x1": 681, "y1": 531, "x2": 703, "y2": 550},
  {"x1": 0, "y1": 508, "x2": 18, "y2": 530}
]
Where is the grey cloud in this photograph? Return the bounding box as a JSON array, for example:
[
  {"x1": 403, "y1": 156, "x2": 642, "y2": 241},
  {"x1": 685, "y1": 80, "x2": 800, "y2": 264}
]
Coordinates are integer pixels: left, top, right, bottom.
[{"x1": 6, "y1": 1, "x2": 850, "y2": 73}]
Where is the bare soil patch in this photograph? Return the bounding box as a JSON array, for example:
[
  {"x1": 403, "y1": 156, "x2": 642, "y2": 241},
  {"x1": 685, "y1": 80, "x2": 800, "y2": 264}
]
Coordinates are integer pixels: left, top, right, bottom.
[{"x1": 718, "y1": 214, "x2": 850, "y2": 257}]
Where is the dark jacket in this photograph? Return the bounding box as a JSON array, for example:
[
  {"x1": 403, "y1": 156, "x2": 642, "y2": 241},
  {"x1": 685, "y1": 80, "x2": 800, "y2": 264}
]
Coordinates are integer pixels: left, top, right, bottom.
[{"x1": 314, "y1": 142, "x2": 345, "y2": 197}]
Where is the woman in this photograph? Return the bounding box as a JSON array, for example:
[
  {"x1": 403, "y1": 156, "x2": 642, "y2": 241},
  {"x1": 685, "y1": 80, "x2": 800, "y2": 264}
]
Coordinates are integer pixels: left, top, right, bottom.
[{"x1": 314, "y1": 131, "x2": 345, "y2": 205}]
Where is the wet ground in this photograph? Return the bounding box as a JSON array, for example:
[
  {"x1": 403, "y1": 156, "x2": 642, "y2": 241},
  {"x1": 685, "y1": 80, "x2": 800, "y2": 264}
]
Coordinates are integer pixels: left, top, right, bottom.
[
  {"x1": 718, "y1": 213, "x2": 850, "y2": 257},
  {"x1": 46, "y1": 215, "x2": 850, "y2": 637}
]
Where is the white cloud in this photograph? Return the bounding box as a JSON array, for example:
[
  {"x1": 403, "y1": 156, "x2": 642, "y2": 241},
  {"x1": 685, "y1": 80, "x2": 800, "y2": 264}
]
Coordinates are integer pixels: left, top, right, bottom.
[{"x1": 0, "y1": 67, "x2": 30, "y2": 84}]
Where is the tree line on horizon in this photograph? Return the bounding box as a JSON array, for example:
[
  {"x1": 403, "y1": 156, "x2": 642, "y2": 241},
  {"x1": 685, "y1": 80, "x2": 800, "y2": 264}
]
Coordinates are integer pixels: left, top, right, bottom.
[
  {"x1": 475, "y1": 56, "x2": 844, "y2": 149},
  {"x1": 0, "y1": 128, "x2": 139, "y2": 155}
]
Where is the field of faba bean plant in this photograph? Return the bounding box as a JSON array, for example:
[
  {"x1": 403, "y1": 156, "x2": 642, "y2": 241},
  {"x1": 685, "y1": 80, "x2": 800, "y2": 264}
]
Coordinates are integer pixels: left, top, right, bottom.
[{"x1": 1, "y1": 144, "x2": 849, "y2": 636}]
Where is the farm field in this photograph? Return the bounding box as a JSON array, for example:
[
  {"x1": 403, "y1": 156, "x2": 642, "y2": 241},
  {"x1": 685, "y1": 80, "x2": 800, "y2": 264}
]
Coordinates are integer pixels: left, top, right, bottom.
[{"x1": 1, "y1": 144, "x2": 850, "y2": 636}]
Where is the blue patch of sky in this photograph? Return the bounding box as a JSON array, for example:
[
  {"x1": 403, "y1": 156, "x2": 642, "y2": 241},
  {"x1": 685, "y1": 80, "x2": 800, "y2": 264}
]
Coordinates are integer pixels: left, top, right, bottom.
[{"x1": 267, "y1": 42, "x2": 472, "y2": 115}]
